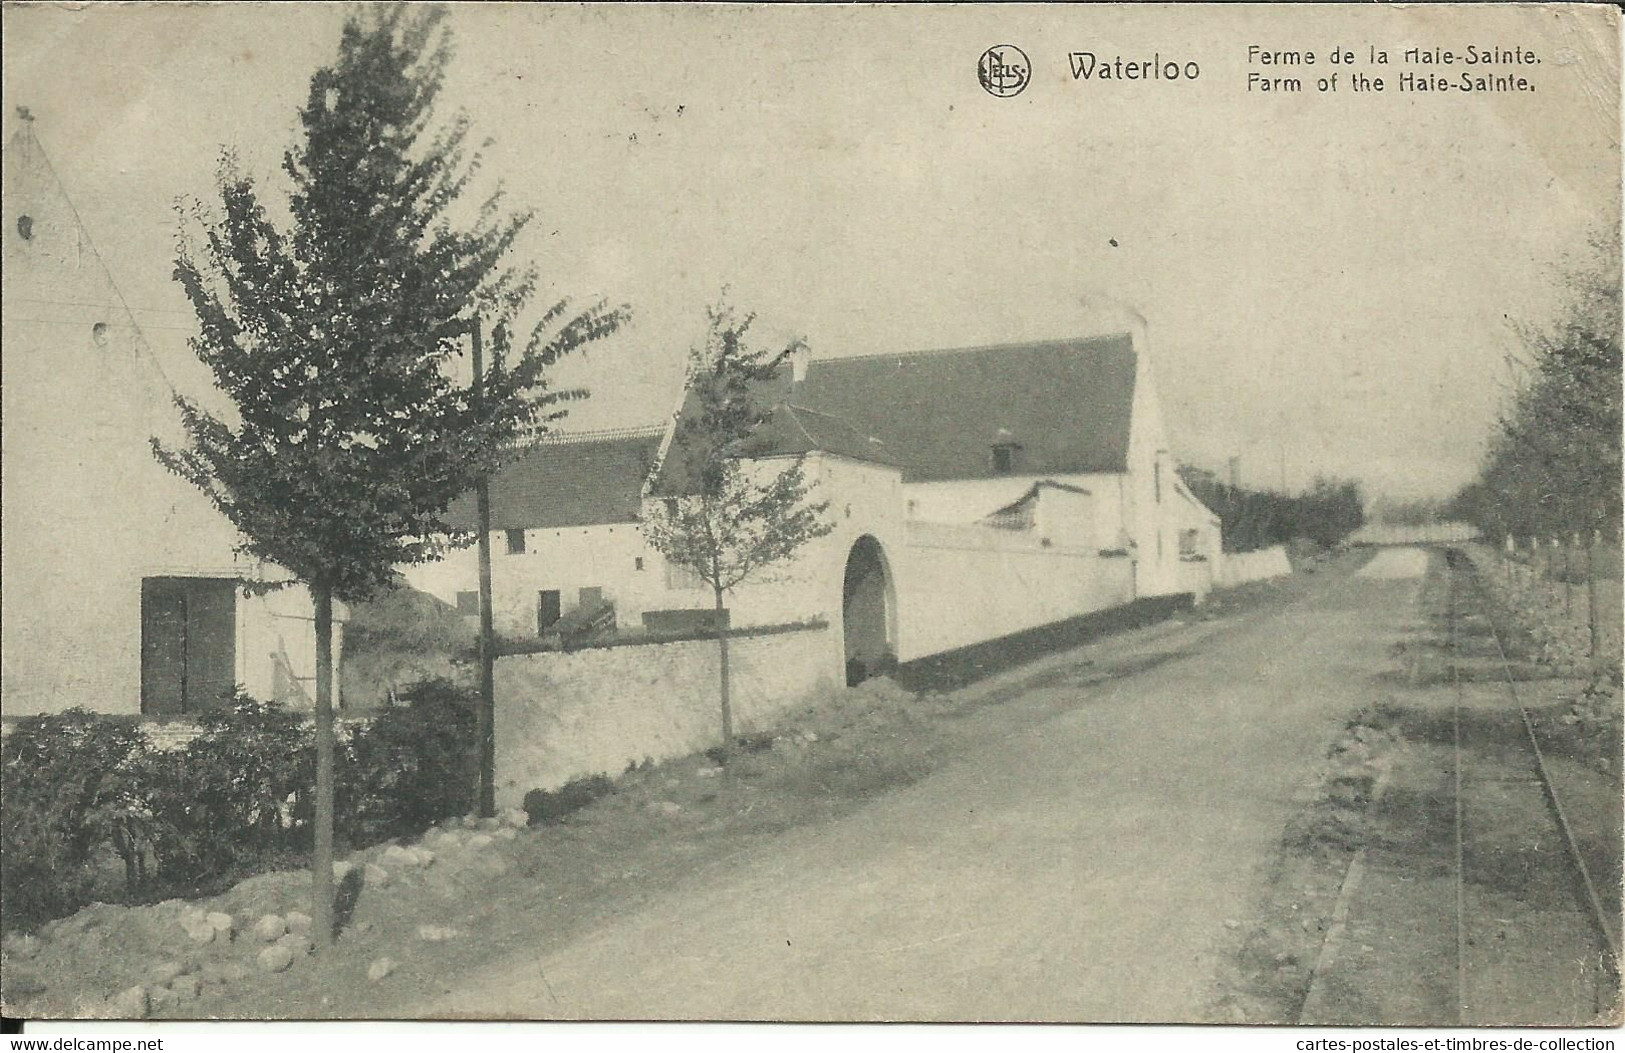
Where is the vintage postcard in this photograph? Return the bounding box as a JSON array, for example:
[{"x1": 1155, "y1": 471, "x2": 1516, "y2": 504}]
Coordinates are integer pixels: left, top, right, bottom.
[{"x1": 2, "y1": 1, "x2": 1620, "y2": 1032}]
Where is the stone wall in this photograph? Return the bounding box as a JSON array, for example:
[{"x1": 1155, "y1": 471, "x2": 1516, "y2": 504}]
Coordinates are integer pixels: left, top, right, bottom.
[{"x1": 493, "y1": 624, "x2": 839, "y2": 809}]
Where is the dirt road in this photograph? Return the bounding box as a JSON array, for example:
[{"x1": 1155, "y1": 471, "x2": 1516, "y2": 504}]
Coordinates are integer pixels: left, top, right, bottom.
[{"x1": 436, "y1": 554, "x2": 1424, "y2": 1021}]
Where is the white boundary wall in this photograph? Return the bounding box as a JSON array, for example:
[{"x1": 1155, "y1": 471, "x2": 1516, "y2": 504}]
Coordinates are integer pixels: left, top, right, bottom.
[
  {"x1": 493, "y1": 626, "x2": 839, "y2": 808},
  {"x1": 1216, "y1": 545, "x2": 1293, "y2": 588}
]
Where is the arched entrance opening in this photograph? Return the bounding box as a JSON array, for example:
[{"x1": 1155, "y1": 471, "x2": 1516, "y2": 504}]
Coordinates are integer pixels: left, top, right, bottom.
[{"x1": 843, "y1": 535, "x2": 895, "y2": 686}]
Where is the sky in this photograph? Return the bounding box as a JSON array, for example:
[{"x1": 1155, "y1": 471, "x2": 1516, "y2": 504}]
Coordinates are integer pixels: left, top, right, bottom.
[{"x1": 4, "y1": 2, "x2": 1620, "y2": 503}]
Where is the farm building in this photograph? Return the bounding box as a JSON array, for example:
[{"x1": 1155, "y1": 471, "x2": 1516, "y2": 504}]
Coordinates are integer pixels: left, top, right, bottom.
[
  {"x1": 405, "y1": 325, "x2": 1223, "y2": 690},
  {"x1": 1, "y1": 112, "x2": 341, "y2": 720}
]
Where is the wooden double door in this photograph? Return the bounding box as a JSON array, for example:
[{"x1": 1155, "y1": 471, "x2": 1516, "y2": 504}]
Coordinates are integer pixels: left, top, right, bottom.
[{"x1": 140, "y1": 577, "x2": 237, "y2": 715}]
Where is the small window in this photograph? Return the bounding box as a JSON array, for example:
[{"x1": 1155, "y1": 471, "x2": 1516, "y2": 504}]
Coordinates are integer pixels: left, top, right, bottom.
[
  {"x1": 1154, "y1": 460, "x2": 1162, "y2": 504},
  {"x1": 92, "y1": 322, "x2": 109, "y2": 347},
  {"x1": 505, "y1": 528, "x2": 526, "y2": 555},
  {"x1": 17, "y1": 215, "x2": 34, "y2": 240},
  {"x1": 455, "y1": 591, "x2": 479, "y2": 614},
  {"x1": 537, "y1": 589, "x2": 561, "y2": 633},
  {"x1": 635, "y1": 557, "x2": 645, "y2": 571},
  {"x1": 1179, "y1": 529, "x2": 1200, "y2": 557}
]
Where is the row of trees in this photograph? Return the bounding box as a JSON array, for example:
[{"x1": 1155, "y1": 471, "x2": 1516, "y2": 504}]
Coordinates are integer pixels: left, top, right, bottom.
[
  {"x1": 1178, "y1": 468, "x2": 1366, "y2": 552},
  {"x1": 154, "y1": 6, "x2": 826, "y2": 947},
  {"x1": 1445, "y1": 231, "x2": 1623, "y2": 543}
]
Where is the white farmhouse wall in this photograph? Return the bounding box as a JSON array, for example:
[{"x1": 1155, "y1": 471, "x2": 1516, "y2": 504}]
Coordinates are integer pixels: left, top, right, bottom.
[
  {"x1": 3, "y1": 122, "x2": 336, "y2": 717},
  {"x1": 904, "y1": 473, "x2": 1128, "y2": 551},
  {"x1": 1120, "y1": 324, "x2": 1223, "y2": 597},
  {"x1": 494, "y1": 626, "x2": 839, "y2": 808},
  {"x1": 715, "y1": 455, "x2": 909, "y2": 683},
  {"x1": 406, "y1": 523, "x2": 660, "y2": 638}
]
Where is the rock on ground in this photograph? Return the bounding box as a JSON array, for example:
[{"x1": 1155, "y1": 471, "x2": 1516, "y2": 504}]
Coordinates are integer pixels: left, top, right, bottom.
[
  {"x1": 253, "y1": 914, "x2": 287, "y2": 942},
  {"x1": 181, "y1": 917, "x2": 215, "y2": 945},
  {"x1": 148, "y1": 961, "x2": 186, "y2": 986},
  {"x1": 106, "y1": 985, "x2": 149, "y2": 1019},
  {"x1": 257, "y1": 945, "x2": 295, "y2": 974},
  {"x1": 417, "y1": 924, "x2": 460, "y2": 942},
  {"x1": 285, "y1": 911, "x2": 313, "y2": 937},
  {"x1": 381, "y1": 844, "x2": 435, "y2": 868},
  {"x1": 167, "y1": 974, "x2": 203, "y2": 1002}
]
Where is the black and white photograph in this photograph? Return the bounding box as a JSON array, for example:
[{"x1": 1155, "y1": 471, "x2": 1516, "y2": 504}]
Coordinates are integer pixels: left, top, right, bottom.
[{"x1": 1, "y1": 1, "x2": 1621, "y2": 1031}]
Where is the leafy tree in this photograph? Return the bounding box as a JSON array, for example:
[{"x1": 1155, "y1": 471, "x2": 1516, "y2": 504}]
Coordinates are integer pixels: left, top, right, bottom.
[
  {"x1": 1448, "y1": 229, "x2": 1622, "y2": 542},
  {"x1": 641, "y1": 302, "x2": 833, "y2": 748},
  {"x1": 155, "y1": 5, "x2": 626, "y2": 945},
  {"x1": 1178, "y1": 465, "x2": 1364, "y2": 552}
]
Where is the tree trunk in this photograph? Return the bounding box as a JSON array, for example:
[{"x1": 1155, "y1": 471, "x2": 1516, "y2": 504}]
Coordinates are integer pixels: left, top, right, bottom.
[
  {"x1": 312, "y1": 580, "x2": 336, "y2": 949},
  {"x1": 472, "y1": 316, "x2": 497, "y2": 818},
  {"x1": 714, "y1": 585, "x2": 732, "y2": 748},
  {"x1": 475, "y1": 476, "x2": 496, "y2": 818}
]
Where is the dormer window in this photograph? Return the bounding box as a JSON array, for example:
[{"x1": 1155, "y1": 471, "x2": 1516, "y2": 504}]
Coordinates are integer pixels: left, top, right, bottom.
[
  {"x1": 991, "y1": 428, "x2": 1022, "y2": 475},
  {"x1": 991, "y1": 441, "x2": 1022, "y2": 475}
]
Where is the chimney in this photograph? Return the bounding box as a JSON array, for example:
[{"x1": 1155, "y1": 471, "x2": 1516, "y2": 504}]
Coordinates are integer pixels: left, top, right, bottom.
[{"x1": 790, "y1": 341, "x2": 810, "y2": 384}]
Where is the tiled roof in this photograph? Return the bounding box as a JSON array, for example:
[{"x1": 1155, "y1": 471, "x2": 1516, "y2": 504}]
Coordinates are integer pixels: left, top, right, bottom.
[
  {"x1": 445, "y1": 428, "x2": 664, "y2": 531},
  {"x1": 648, "y1": 390, "x2": 900, "y2": 497},
  {"x1": 753, "y1": 403, "x2": 899, "y2": 466},
  {"x1": 792, "y1": 335, "x2": 1137, "y2": 481}
]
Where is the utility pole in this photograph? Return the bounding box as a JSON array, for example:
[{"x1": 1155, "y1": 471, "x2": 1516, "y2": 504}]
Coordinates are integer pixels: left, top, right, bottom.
[
  {"x1": 1276, "y1": 409, "x2": 1288, "y2": 494},
  {"x1": 1587, "y1": 526, "x2": 1600, "y2": 665},
  {"x1": 472, "y1": 315, "x2": 497, "y2": 818}
]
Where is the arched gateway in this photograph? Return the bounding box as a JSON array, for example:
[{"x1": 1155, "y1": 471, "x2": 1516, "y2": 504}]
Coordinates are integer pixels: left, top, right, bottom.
[{"x1": 842, "y1": 535, "x2": 896, "y2": 686}]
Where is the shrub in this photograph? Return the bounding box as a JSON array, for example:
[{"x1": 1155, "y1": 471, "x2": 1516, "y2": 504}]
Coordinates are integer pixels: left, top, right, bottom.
[
  {"x1": 138, "y1": 695, "x2": 315, "y2": 887},
  {"x1": 1, "y1": 710, "x2": 149, "y2": 931},
  {"x1": 524, "y1": 773, "x2": 615, "y2": 824},
  {"x1": 2, "y1": 681, "x2": 479, "y2": 933},
  {"x1": 340, "y1": 678, "x2": 477, "y2": 845}
]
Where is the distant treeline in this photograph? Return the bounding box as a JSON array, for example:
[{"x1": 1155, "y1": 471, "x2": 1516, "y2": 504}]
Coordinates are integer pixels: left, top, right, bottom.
[
  {"x1": 1447, "y1": 232, "x2": 1622, "y2": 543},
  {"x1": 1180, "y1": 467, "x2": 1365, "y2": 553}
]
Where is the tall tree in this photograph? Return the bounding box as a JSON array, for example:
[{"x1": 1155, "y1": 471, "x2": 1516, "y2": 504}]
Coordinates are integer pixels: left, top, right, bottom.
[
  {"x1": 155, "y1": 5, "x2": 626, "y2": 947},
  {"x1": 641, "y1": 302, "x2": 833, "y2": 749},
  {"x1": 1449, "y1": 229, "x2": 1622, "y2": 541}
]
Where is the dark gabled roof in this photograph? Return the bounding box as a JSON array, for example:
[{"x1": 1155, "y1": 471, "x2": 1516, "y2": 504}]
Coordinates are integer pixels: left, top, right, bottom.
[
  {"x1": 445, "y1": 428, "x2": 664, "y2": 531},
  {"x1": 648, "y1": 391, "x2": 898, "y2": 497},
  {"x1": 792, "y1": 335, "x2": 1137, "y2": 481},
  {"x1": 753, "y1": 403, "x2": 899, "y2": 467}
]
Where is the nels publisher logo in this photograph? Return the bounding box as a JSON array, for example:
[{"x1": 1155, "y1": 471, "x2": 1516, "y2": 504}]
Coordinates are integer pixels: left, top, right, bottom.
[{"x1": 978, "y1": 44, "x2": 1030, "y2": 97}]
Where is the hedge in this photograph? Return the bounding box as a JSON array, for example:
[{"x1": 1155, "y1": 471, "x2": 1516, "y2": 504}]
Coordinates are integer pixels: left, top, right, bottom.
[{"x1": 1, "y1": 680, "x2": 478, "y2": 934}]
